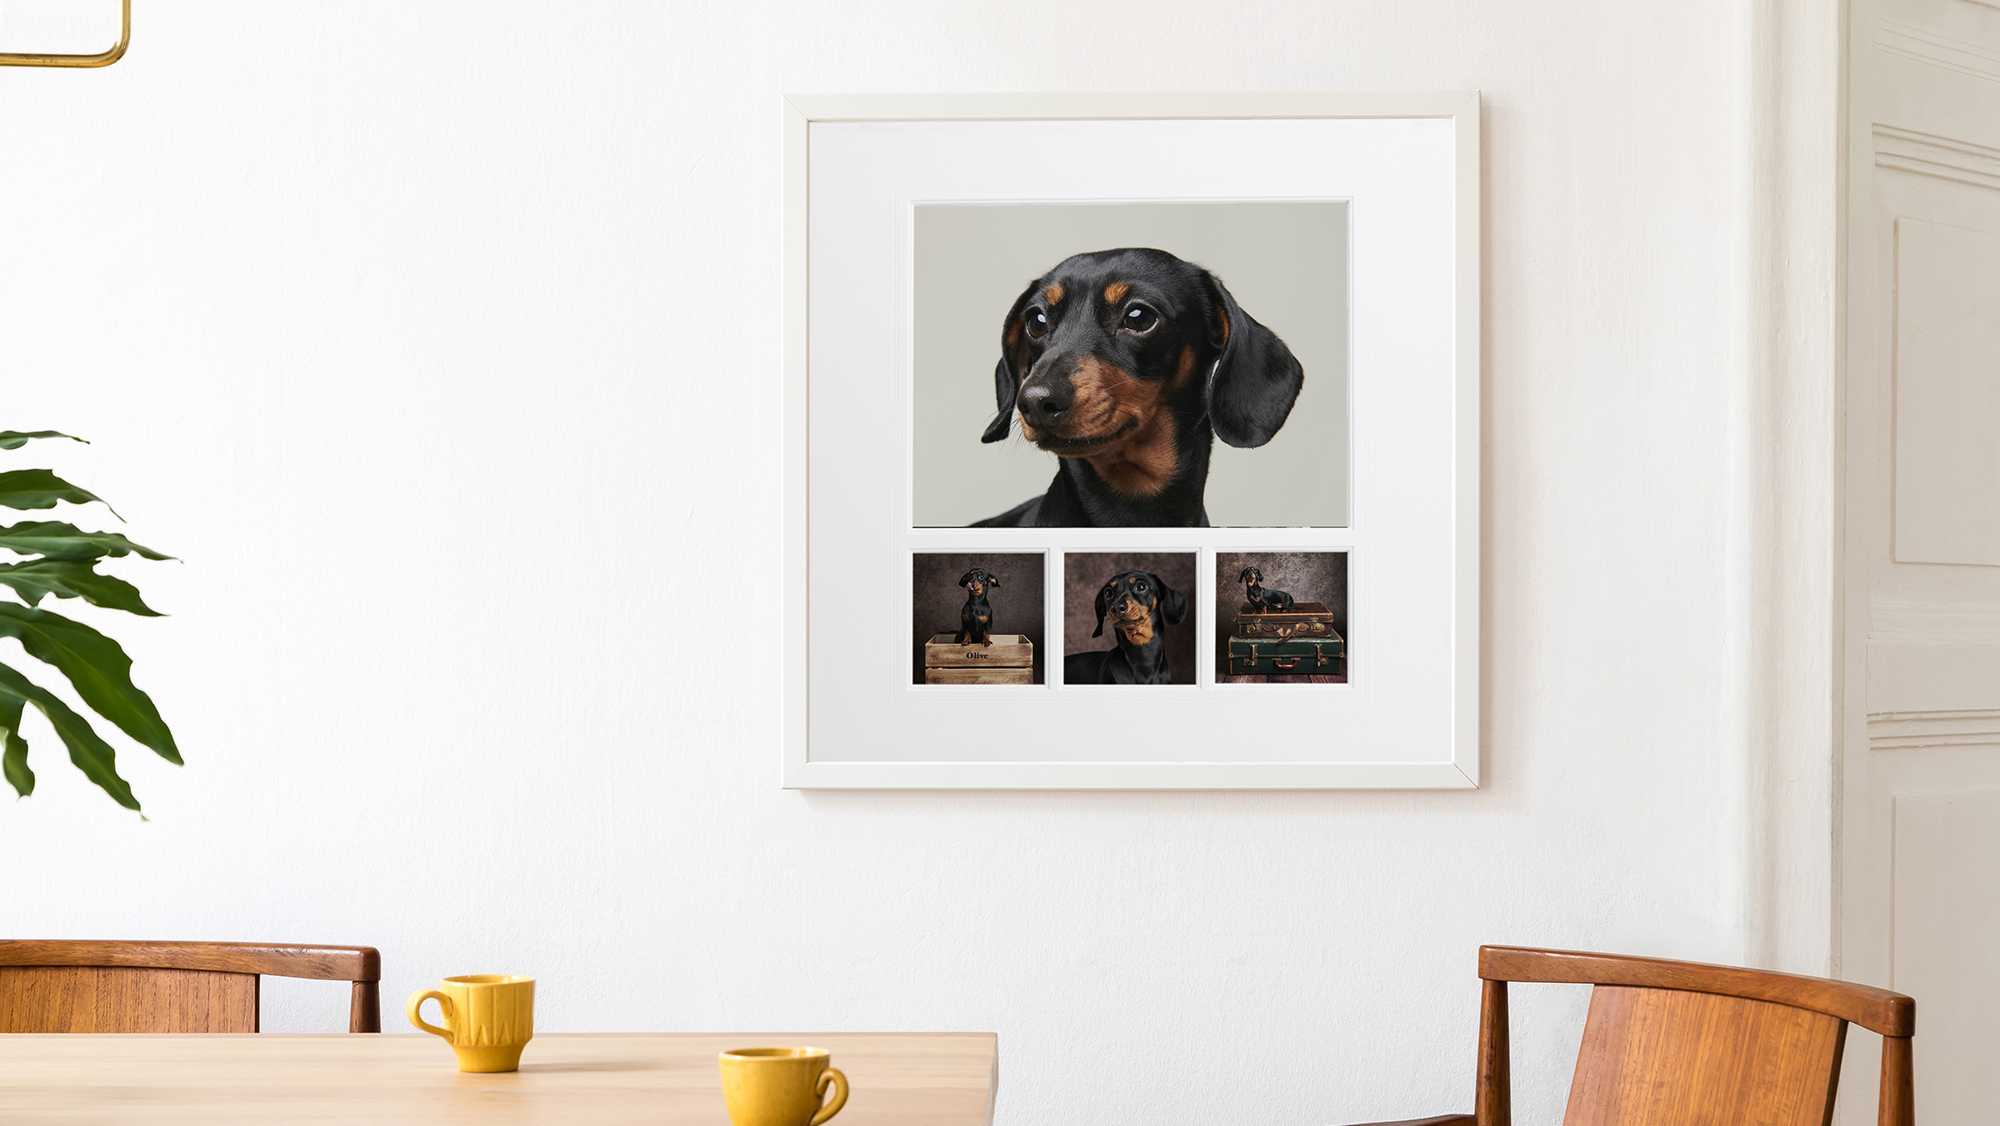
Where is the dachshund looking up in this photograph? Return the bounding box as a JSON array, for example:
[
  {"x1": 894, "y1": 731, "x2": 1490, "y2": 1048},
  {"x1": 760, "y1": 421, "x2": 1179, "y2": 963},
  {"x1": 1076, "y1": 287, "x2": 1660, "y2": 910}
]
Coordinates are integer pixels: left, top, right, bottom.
[{"x1": 1064, "y1": 570, "x2": 1187, "y2": 684}]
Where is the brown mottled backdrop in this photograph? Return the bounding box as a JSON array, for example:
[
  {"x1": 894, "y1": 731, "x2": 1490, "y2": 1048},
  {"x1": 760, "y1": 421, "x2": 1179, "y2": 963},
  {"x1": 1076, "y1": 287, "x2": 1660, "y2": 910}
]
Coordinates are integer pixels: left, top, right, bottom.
[
  {"x1": 1062, "y1": 552, "x2": 1197, "y2": 685},
  {"x1": 911, "y1": 553, "x2": 1045, "y2": 684},
  {"x1": 1216, "y1": 551, "x2": 1348, "y2": 683}
]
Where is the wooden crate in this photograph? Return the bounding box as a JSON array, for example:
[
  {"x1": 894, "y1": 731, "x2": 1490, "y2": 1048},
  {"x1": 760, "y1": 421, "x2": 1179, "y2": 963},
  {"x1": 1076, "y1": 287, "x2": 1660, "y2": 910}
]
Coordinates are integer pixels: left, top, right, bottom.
[{"x1": 923, "y1": 634, "x2": 1034, "y2": 685}]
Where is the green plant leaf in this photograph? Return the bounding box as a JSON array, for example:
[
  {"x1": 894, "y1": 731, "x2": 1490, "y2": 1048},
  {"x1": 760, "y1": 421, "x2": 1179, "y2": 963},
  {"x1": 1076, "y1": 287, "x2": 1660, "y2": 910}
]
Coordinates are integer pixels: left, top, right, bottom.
[
  {"x1": 0, "y1": 560, "x2": 162, "y2": 616},
  {"x1": 0, "y1": 689, "x2": 30, "y2": 797},
  {"x1": 0, "y1": 661, "x2": 137, "y2": 809},
  {"x1": 0, "y1": 431, "x2": 86, "y2": 451},
  {"x1": 0, "y1": 469, "x2": 113, "y2": 514},
  {"x1": 0, "y1": 522, "x2": 172, "y2": 563},
  {"x1": 0, "y1": 603, "x2": 179, "y2": 765}
]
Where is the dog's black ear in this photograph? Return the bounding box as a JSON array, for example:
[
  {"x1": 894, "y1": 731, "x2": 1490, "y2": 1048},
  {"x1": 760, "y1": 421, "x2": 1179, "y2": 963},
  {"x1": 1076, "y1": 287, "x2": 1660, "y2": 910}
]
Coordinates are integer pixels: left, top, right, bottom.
[
  {"x1": 981, "y1": 282, "x2": 1039, "y2": 444},
  {"x1": 1091, "y1": 586, "x2": 1107, "y2": 638},
  {"x1": 959, "y1": 571, "x2": 975, "y2": 588},
  {"x1": 987, "y1": 574, "x2": 1000, "y2": 587},
  {"x1": 1153, "y1": 574, "x2": 1188, "y2": 627},
  {"x1": 980, "y1": 358, "x2": 1015, "y2": 443},
  {"x1": 1202, "y1": 271, "x2": 1304, "y2": 449}
]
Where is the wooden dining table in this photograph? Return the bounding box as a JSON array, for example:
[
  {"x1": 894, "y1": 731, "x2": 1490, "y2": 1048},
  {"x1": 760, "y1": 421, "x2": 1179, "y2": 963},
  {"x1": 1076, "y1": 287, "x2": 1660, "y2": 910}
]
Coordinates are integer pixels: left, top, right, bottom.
[{"x1": 0, "y1": 1031, "x2": 998, "y2": 1124}]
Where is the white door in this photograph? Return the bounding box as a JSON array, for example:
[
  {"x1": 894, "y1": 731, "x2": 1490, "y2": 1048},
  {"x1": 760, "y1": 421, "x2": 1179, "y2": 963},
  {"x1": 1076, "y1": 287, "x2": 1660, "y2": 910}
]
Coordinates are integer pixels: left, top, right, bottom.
[{"x1": 1841, "y1": 0, "x2": 2000, "y2": 1120}]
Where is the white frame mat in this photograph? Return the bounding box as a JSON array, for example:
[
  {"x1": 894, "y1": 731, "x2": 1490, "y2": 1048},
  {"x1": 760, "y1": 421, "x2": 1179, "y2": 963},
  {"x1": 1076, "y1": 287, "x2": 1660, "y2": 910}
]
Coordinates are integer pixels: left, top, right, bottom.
[{"x1": 783, "y1": 93, "x2": 1481, "y2": 789}]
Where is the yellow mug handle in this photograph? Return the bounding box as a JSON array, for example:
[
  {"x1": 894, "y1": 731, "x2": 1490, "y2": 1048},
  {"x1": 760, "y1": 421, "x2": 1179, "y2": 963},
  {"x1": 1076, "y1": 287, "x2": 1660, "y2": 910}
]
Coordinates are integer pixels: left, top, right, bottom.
[
  {"x1": 406, "y1": 989, "x2": 456, "y2": 1041},
  {"x1": 810, "y1": 1066, "x2": 849, "y2": 1126}
]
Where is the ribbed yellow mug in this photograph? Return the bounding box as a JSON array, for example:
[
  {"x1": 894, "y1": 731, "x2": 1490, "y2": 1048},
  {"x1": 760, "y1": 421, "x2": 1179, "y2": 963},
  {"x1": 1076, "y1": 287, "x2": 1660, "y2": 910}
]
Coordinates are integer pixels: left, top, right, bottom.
[
  {"x1": 406, "y1": 975, "x2": 535, "y2": 1072},
  {"x1": 718, "y1": 1047, "x2": 849, "y2": 1126}
]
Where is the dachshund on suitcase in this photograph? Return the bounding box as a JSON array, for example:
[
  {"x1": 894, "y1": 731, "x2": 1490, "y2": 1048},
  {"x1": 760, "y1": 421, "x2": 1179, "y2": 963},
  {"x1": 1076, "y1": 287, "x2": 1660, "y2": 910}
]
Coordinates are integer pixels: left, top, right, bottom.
[
  {"x1": 1239, "y1": 567, "x2": 1295, "y2": 614},
  {"x1": 973, "y1": 247, "x2": 1305, "y2": 527},
  {"x1": 1064, "y1": 571, "x2": 1187, "y2": 684},
  {"x1": 955, "y1": 568, "x2": 1000, "y2": 646}
]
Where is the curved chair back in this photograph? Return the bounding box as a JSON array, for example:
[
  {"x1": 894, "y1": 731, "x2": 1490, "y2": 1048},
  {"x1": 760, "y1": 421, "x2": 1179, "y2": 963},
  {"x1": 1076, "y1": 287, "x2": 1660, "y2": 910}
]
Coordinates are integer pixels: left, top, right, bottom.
[
  {"x1": 1476, "y1": 946, "x2": 1914, "y2": 1126},
  {"x1": 0, "y1": 940, "x2": 381, "y2": 1033}
]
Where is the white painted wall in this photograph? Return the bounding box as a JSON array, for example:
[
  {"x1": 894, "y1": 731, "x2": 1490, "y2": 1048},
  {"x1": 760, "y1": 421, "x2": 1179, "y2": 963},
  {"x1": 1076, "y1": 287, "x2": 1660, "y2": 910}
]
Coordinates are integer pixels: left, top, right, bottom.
[{"x1": 0, "y1": 2, "x2": 1840, "y2": 1123}]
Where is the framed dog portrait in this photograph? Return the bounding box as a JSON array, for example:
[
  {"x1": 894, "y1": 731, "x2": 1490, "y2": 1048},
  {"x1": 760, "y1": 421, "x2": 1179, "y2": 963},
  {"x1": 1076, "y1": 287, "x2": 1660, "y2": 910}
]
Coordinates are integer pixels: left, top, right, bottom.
[{"x1": 782, "y1": 93, "x2": 1480, "y2": 789}]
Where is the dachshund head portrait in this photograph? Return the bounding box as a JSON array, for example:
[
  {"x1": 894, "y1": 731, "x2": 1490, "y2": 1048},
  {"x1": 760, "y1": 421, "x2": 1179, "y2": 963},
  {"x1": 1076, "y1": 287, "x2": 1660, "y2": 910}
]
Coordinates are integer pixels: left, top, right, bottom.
[
  {"x1": 1065, "y1": 568, "x2": 1190, "y2": 685},
  {"x1": 974, "y1": 247, "x2": 1304, "y2": 528},
  {"x1": 1091, "y1": 571, "x2": 1187, "y2": 644},
  {"x1": 959, "y1": 568, "x2": 1000, "y2": 597}
]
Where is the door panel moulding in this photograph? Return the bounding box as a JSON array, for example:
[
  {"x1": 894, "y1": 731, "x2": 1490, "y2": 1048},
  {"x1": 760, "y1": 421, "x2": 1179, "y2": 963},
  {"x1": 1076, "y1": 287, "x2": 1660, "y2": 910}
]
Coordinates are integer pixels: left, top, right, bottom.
[
  {"x1": 1868, "y1": 708, "x2": 2000, "y2": 748},
  {"x1": 1876, "y1": 19, "x2": 2000, "y2": 83},
  {"x1": 1873, "y1": 124, "x2": 2000, "y2": 189}
]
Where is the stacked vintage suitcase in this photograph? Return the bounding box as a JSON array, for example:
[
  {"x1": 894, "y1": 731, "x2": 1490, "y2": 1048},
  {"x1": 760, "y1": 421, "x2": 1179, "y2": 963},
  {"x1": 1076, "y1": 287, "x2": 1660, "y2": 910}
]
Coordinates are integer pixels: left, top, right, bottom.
[
  {"x1": 923, "y1": 634, "x2": 1035, "y2": 684},
  {"x1": 1225, "y1": 602, "x2": 1345, "y2": 677}
]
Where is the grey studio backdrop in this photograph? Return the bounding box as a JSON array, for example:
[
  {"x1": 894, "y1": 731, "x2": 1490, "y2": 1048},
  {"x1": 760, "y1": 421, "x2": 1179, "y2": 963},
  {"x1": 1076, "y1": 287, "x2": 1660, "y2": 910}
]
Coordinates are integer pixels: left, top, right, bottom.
[
  {"x1": 910, "y1": 552, "x2": 1046, "y2": 684},
  {"x1": 913, "y1": 202, "x2": 1349, "y2": 527},
  {"x1": 1215, "y1": 551, "x2": 1349, "y2": 683},
  {"x1": 1062, "y1": 552, "x2": 1197, "y2": 685}
]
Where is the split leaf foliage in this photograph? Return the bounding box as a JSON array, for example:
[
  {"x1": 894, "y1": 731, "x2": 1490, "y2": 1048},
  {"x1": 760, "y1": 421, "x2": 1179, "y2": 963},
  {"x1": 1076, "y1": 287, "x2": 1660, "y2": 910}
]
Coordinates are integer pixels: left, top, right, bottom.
[{"x1": 0, "y1": 432, "x2": 177, "y2": 811}]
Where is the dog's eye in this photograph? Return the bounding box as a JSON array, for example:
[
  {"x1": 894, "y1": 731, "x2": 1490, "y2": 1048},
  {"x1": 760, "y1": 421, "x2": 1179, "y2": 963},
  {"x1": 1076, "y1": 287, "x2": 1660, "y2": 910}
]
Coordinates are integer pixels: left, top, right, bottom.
[
  {"x1": 1121, "y1": 305, "x2": 1159, "y2": 334},
  {"x1": 1024, "y1": 309, "x2": 1049, "y2": 340},
  {"x1": 1134, "y1": 580, "x2": 1148, "y2": 592}
]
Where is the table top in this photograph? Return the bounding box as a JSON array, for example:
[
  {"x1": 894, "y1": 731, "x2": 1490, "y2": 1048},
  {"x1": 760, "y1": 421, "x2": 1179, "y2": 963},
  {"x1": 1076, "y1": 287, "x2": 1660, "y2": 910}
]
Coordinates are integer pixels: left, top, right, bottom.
[{"x1": 0, "y1": 1032, "x2": 998, "y2": 1125}]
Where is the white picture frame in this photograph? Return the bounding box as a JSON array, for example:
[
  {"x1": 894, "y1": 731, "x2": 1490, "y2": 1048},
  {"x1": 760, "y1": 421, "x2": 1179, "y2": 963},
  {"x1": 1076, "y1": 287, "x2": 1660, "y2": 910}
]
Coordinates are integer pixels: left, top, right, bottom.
[{"x1": 783, "y1": 92, "x2": 1480, "y2": 789}]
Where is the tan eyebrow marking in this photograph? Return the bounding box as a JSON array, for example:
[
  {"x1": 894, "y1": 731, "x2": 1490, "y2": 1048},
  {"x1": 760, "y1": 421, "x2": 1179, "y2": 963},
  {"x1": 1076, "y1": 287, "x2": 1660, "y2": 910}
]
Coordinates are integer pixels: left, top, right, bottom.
[
  {"x1": 1174, "y1": 345, "x2": 1196, "y2": 391},
  {"x1": 1103, "y1": 282, "x2": 1129, "y2": 303},
  {"x1": 1044, "y1": 284, "x2": 1065, "y2": 305}
]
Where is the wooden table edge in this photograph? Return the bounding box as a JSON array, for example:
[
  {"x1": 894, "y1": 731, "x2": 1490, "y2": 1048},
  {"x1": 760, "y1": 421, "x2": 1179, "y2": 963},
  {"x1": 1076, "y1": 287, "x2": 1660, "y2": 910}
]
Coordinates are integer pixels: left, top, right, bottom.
[{"x1": 0, "y1": 1030, "x2": 999, "y2": 1126}]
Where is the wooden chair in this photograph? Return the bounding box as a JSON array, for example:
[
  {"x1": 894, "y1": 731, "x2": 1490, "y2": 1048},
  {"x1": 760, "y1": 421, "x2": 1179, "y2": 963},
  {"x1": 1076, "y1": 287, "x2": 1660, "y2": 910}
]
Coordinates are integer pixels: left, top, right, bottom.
[
  {"x1": 0, "y1": 940, "x2": 381, "y2": 1033},
  {"x1": 1356, "y1": 946, "x2": 1916, "y2": 1126}
]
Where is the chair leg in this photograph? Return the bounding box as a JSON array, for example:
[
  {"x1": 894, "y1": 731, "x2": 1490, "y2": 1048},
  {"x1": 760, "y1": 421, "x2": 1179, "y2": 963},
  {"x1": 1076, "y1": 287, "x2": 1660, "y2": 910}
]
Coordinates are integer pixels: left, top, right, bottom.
[
  {"x1": 1477, "y1": 979, "x2": 1510, "y2": 1126},
  {"x1": 349, "y1": 980, "x2": 381, "y2": 1033},
  {"x1": 1877, "y1": 1035, "x2": 1913, "y2": 1126}
]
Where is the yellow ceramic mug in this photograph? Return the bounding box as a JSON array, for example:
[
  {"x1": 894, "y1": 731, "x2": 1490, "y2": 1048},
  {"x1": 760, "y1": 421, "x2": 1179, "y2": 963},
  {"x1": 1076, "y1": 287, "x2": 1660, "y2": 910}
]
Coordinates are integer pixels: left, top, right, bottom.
[
  {"x1": 718, "y1": 1047, "x2": 849, "y2": 1126},
  {"x1": 406, "y1": 975, "x2": 535, "y2": 1073}
]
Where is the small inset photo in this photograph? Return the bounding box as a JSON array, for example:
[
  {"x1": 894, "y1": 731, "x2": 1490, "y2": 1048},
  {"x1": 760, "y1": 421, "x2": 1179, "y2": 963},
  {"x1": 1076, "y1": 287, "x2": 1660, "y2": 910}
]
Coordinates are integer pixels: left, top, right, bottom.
[
  {"x1": 1062, "y1": 552, "x2": 1196, "y2": 685},
  {"x1": 1217, "y1": 552, "x2": 1348, "y2": 683},
  {"x1": 912, "y1": 553, "x2": 1045, "y2": 685}
]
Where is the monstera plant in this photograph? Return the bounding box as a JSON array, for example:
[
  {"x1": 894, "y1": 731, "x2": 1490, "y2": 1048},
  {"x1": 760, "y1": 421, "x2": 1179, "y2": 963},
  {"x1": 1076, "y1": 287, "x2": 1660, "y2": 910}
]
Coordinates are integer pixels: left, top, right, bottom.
[{"x1": 0, "y1": 430, "x2": 179, "y2": 811}]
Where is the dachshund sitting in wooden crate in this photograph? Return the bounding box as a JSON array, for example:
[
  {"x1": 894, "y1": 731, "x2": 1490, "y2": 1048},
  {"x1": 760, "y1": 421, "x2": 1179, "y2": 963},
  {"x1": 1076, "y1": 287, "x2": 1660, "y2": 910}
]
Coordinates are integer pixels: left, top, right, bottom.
[{"x1": 955, "y1": 568, "x2": 1001, "y2": 646}]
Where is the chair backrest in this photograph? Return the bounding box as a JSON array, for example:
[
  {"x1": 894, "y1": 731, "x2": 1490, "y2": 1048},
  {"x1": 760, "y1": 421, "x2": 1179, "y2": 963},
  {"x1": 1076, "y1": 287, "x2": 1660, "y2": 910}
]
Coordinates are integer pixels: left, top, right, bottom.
[
  {"x1": 0, "y1": 940, "x2": 381, "y2": 1033},
  {"x1": 1568, "y1": 984, "x2": 1845, "y2": 1125},
  {"x1": 1476, "y1": 946, "x2": 1914, "y2": 1126}
]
